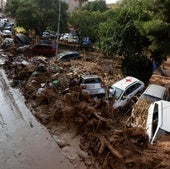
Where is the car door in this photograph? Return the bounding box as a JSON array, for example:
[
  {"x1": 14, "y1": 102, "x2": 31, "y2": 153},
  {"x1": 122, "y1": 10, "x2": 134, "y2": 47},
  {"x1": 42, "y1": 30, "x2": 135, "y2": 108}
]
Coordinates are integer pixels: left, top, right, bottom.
[{"x1": 122, "y1": 82, "x2": 142, "y2": 106}]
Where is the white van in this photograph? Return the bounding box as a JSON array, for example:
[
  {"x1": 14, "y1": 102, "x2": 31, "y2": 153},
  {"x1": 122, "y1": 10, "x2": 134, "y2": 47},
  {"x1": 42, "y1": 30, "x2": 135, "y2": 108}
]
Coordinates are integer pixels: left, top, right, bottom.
[{"x1": 147, "y1": 100, "x2": 170, "y2": 144}]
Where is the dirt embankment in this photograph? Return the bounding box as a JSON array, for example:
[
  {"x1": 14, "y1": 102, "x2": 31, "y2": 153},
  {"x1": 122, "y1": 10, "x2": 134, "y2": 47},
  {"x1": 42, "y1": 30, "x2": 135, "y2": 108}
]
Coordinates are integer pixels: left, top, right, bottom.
[{"x1": 2, "y1": 47, "x2": 170, "y2": 169}]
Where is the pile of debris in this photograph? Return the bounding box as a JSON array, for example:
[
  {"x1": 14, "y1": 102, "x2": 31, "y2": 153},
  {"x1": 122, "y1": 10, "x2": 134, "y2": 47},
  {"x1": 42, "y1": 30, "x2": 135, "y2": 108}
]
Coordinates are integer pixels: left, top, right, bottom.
[
  {"x1": 126, "y1": 98, "x2": 151, "y2": 128},
  {"x1": 2, "y1": 49, "x2": 170, "y2": 169}
]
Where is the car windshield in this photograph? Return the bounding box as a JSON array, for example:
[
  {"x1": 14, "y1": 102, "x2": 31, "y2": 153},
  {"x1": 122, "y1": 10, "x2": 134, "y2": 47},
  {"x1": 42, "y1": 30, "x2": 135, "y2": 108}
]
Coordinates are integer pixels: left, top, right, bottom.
[
  {"x1": 110, "y1": 87, "x2": 124, "y2": 100},
  {"x1": 84, "y1": 78, "x2": 101, "y2": 84}
]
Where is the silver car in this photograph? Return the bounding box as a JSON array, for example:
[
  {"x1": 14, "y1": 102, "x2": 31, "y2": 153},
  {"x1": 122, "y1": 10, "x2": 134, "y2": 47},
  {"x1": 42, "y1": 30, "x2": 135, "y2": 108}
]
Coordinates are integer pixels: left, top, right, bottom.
[
  {"x1": 80, "y1": 75, "x2": 106, "y2": 98},
  {"x1": 139, "y1": 84, "x2": 169, "y2": 102}
]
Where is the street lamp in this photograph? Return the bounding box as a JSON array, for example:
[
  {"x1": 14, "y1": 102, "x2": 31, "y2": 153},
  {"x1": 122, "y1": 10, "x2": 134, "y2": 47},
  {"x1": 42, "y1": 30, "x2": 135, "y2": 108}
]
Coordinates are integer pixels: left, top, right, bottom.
[{"x1": 55, "y1": 0, "x2": 61, "y2": 57}]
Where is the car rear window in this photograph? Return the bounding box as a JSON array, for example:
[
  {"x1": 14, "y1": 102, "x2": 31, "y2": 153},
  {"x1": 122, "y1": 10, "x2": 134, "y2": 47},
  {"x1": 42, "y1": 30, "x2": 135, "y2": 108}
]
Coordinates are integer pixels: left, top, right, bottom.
[{"x1": 84, "y1": 78, "x2": 101, "y2": 84}]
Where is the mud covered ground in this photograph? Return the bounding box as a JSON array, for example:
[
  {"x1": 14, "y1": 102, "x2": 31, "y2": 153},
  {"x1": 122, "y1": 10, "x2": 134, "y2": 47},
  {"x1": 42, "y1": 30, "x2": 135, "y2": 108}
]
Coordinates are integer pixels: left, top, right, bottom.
[{"x1": 1, "y1": 44, "x2": 170, "y2": 169}]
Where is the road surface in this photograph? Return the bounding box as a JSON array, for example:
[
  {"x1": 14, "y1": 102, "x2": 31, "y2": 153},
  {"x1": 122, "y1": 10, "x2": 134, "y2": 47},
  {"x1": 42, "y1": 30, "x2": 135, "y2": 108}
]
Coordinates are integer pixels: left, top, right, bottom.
[{"x1": 0, "y1": 68, "x2": 74, "y2": 169}]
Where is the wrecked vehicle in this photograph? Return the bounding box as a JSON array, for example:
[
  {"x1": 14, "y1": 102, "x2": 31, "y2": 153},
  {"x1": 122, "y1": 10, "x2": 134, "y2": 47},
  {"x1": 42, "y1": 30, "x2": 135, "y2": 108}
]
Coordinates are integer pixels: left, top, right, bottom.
[
  {"x1": 128, "y1": 84, "x2": 170, "y2": 128},
  {"x1": 57, "y1": 51, "x2": 81, "y2": 62},
  {"x1": 42, "y1": 31, "x2": 57, "y2": 40},
  {"x1": 80, "y1": 74, "x2": 106, "y2": 98},
  {"x1": 147, "y1": 100, "x2": 170, "y2": 144},
  {"x1": 14, "y1": 33, "x2": 31, "y2": 45},
  {"x1": 1, "y1": 38, "x2": 14, "y2": 48},
  {"x1": 109, "y1": 76, "x2": 145, "y2": 112},
  {"x1": 30, "y1": 43, "x2": 56, "y2": 57},
  {"x1": 138, "y1": 84, "x2": 169, "y2": 102}
]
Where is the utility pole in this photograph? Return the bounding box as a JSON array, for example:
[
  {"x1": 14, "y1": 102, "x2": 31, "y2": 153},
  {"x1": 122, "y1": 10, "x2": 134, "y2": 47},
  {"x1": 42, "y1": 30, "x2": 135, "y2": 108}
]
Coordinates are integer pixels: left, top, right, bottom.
[{"x1": 55, "y1": 0, "x2": 61, "y2": 57}]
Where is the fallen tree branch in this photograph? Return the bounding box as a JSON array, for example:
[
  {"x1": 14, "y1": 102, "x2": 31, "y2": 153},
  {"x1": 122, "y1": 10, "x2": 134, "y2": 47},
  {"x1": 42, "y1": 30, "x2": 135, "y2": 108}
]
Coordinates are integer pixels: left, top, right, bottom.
[{"x1": 99, "y1": 136, "x2": 123, "y2": 159}]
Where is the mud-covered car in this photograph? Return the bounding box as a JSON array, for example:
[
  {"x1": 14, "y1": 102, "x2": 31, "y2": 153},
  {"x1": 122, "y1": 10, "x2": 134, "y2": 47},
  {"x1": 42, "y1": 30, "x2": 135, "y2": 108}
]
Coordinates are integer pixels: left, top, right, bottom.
[
  {"x1": 131, "y1": 84, "x2": 170, "y2": 118},
  {"x1": 30, "y1": 44, "x2": 56, "y2": 57},
  {"x1": 57, "y1": 51, "x2": 81, "y2": 62},
  {"x1": 109, "y1": 76, "x2": 145, "y2": 112},
  {"x1": 137, "y1": 84, "x2": 169, "y2": 102},
  {"x1": 80, "y1": 75, "x2": 106, "y2": 98}
]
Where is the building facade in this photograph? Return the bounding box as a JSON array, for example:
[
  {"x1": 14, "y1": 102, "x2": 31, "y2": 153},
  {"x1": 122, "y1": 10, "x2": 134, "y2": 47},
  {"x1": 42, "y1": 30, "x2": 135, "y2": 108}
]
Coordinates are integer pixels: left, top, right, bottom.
[{"x1": 65, "y1": 0, "x2": 86, "y2": 13}]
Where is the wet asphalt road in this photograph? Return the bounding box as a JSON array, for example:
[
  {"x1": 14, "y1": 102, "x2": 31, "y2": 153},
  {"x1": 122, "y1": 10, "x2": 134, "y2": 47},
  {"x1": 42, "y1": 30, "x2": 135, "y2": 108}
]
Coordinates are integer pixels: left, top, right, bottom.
[{"x1": 0, "y1": 68, "x2": 74, "y2": 169}]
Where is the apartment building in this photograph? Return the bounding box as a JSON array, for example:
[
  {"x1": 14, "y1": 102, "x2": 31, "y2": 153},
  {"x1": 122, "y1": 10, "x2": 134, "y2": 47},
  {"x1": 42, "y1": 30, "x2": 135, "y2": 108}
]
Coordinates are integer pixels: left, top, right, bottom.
[{"x1": 65, "y1": 0, "x2": 87, "y2": 13}]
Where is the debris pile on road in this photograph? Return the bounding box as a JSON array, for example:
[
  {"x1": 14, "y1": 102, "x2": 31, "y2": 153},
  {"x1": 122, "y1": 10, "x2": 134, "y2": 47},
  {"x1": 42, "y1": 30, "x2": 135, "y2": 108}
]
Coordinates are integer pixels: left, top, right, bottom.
[
  {"x1": 2, "y1": 49, "x2": 170, "y2": 169},
  {"x1": 126, "y1": 98, "x2": 151, "y2": 128}
]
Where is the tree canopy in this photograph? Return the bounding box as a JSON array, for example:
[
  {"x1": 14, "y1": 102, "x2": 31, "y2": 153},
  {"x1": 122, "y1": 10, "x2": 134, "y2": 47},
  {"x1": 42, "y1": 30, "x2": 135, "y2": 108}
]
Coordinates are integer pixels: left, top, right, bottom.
[
  {"x1": 5, "y1": 0, "x2": 69, "y2": 33},
  {"x1": 82, "y1": 0, "x2": 108, "y2": 12}
]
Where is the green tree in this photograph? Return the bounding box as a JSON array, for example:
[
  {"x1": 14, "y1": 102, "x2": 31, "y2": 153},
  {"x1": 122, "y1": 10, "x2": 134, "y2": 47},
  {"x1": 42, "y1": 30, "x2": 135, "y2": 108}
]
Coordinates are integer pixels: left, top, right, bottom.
[
  {"x1": 134, "y1": 0, "x2": 170, "y2": 59},
  {"x1": 69, "y1": 9, "x2": 106, "y2": 41},
  {"x1": 82, "y1": 0, "x2": 108, "y2": 12},
  {"x1": 5, "y1": 0, "x2": 69, "y2": 32},
  {"x1": 5, "y1": 0, "x2": 21, "y2": 17},
  {"x1": 98, "y1": 7, "x2": 150, "y2": 56},
  {"x1": 98, "y1": 1, "x2": 153, "y2": 82}
]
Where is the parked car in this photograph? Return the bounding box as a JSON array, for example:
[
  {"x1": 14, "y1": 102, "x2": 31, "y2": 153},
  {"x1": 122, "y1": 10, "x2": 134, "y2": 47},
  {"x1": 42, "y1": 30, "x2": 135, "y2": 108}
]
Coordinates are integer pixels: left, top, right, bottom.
[
  {"x1": 0, "y1": 18, "x2": 9, "y2": 23},
  {"x1": 39, "y1": 39, "x2": 55, "y2": 45},
  {"x1": 42, "y1": 31, "x2": 57, "y2": 39},
  {"x1": 30, "y1": 44, "x2": 56, "y2": 57},
  {"x1": 60, "y1": 33, "x2": 73, "y2": 42},
  {"x1": 67, "y1": 36, "x2": 79, "y2": 44},
  {"x1": 2, "y1": 30, "x2": 12, "y2": 37},
  {"x1": 80, "y1": 37, "x2": 92, "y2": 48},
  {"x1": 80, "y1": 75, "x2": 106, "y2": 98},
  {"x1": 3, "y1": 22, "x2": 14, "y2": 31},
  {"x1": 57, "y1": 51, "x2": 81, "y2": 62},
  {"x1": 147, "y1": 100, "x2": 170, "y2": 144},
  {"x1": 109, "y1": 76, "x2": 145, "y2": 112}
]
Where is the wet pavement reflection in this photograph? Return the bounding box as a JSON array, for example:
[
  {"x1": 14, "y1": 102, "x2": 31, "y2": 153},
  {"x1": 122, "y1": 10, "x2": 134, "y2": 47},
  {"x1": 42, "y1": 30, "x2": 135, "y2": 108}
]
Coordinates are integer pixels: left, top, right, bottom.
[{"x1": 0, "y1": 68, "x2": 74, "y2": 169}]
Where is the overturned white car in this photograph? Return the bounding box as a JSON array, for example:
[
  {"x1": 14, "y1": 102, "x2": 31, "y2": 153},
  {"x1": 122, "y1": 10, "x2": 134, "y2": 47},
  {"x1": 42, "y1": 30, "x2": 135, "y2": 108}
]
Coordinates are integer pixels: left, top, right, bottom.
[{"x1": 147, "y1": 100, "x2": 170, "y2": 144}]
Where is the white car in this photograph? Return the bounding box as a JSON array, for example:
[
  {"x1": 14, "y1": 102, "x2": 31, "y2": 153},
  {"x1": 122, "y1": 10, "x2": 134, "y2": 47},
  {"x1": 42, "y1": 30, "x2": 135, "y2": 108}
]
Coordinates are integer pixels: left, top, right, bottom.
[
  {"x1": 147, "y1": 100, "x2": 170, "y2": 144},
  {"x1": 109, "y1": 76, "x2": 145, "y2": 111},
  {"x1": 80, "y1": 75, "x2": 106, "y2": 98},
  {"x1": 67, "y1": 36, "x2": 79, "y2": 44},
  {"x1": 60, "y1": 33, "x2": 73, "y2": 42}
]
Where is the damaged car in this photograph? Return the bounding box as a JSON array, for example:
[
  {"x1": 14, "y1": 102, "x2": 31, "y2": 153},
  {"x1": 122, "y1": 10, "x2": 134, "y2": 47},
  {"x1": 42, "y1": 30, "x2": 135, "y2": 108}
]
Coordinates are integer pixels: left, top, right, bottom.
[
  {"x1": 147, "y1": 100, "x2": 170, "y2": 144},
  {"x1": 109, "y1": 76, "x2": 145, "y2": 112},
  {"x1": 80, "y1": 75, "x2": 106, "y2": 98},
  {"x1": 57, "y1": 51, "x2": 81, "y2": 62},
  {"x1": 14, "y1": 33, "x2": 32, "y2": 45},
  {"x1": 30, "y1": 43, "x2": 56, "y2": 57}
]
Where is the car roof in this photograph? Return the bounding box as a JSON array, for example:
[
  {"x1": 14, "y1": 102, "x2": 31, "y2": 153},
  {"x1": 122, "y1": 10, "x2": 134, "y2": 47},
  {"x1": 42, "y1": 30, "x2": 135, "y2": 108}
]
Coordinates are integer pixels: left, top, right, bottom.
[
  {"x1": 111, "y1": 76, "x2": 142, "y2": 90},
  {"x1": 81, "y1": 75, "x2": 99, "y2": 79},
  {"x1": 57, "y1": 51, "x2": 79, "y2": 58},
  {"x1": 142, "y1": 84, "x2": 166, "y2": 99}
]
